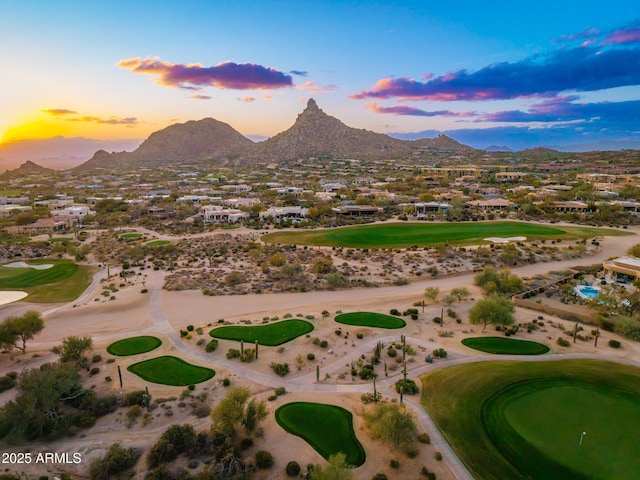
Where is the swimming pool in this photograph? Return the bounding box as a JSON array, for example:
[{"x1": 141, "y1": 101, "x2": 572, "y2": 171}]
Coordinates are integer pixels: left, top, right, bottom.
[{"x1": 574, "y1": 285, "x2": 600, "y2": 299}]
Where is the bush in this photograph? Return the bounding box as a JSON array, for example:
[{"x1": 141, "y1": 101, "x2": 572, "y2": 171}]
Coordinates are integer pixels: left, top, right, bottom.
[
  {"x1": 387, "y1": 347, "x2": 397, "y2": 357},
  {"x1": 405, "y1": 444, "x2": 419, "y2": 458},
  {"x1": 307, "y1": 353, "x2": 315, "y2": 360},
  {"x1": 222, "y1": 378, "x2": 231, "y2": 387},
  {"x1": 186, "y1": 325, "x2": 194, "y2": 332},
  {"x1": 239, "y1": 437, "x2": 254, "y2": 451},
  {"x1": 255, "y1": 450, "x2": 274, "y2": 469},
  {"x1": 205, "y1": 339, "x2": 218, "y2": 352},
  {"x1": 275, "y1": 387, "x2": 287, "y2": 396},
  {"x1": 390, "y1": 309, "x2": 400, "y2": 315},
  {"x1": 356, "y1": 333, "x2": 364, "y2": 339},
  {"x1": 373, "y1": 474, "x2": 388, "y2": 480},
  {"x1": 89, "y1": 367, "x2": 100, "y2": 376},
  {"x1": 319, "y1": 340, "x2": 328, "y2": 348},
  {"x1": 89, "y1": 443, "x2": 140, "y2": 480},
  {"x1": 0, "y1": 376, "x2": 16, "y2": 393},
  {"x1": 226, "y1": 348, "x2": 241, "y2": 359},
  {"x1": 147, "y1": 424, "x2": 197, "y2": 468},
  {"x1": 609, "y1": 339, "x2": 621, "y2": 348},
  {"x1": 92, "y1": 354, "x2": 102, "y2": 363},
  {"x1": 435, "y1": 452, "x2": 443, "y2": 461},
  {"x1": 433, "y1": 317, "x2": 442, "y2": 324},
  {"x1": 432, "y1": 348, "x2": 447, "y2": 358},
  {"x1": 271, "y1": 363, "x2": 290, "y2": 377},
  {"x1": 390, "y1": 459, "x2": 400, "y2": 469},
  {"x1": 556, "y1": 337, "x2": 571, "y2": 347},
  {"x1": 286, "y1": 461, "x2": 301, "y2": 477},
  {"x1": 395, "y1": 379, "x2": 419, "y2": 395}
]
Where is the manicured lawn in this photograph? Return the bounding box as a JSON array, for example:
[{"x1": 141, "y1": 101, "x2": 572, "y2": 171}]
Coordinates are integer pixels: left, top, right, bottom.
[
  {"x1": 335, "y1": 312, "x2": 406, "y2": 329},
  {"x1": 145, "y1": 240, "x2": 171, "y2": 247},
  {"x1": 210, "y1": 319, "x2": 314, "y2": 346},
  {"x1": 0, "y1": 259, "x2": 95, "y2": 303},
  {"x1": 262, "y1": 221, "x2": 628, "y2": 248},
  {"x1": 275, "y1": 402, "x2": 366, "y2": 467},
  {"x1": 49, "y1": 237, "x2": 74, "y2": 243},
  {"x1": 421, "y1": 360, "x2": 640, "y2": 480},
  {"x1": 461, "y1": 337, "x2": 550, "y2": 355},
  {"x1": 107, "y1": 336, "x2": 162, "y2": 356},
  {"x1": 120, "y1": 233, "x2": 143, "y2": 240},
  {"x1": 127, "y1": 356, "x2": 215, "y2": 386}
]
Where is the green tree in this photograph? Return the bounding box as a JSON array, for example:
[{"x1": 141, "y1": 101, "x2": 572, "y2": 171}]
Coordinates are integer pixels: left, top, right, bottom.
[
  {"x1": 52, "y1": 336, "x2": 93, "y2": 366},
  {"x1": 474, "y1": 267, "x2": 523, "y2": 296},
  {"x1": 423, "y1": 286, "x2": 440, "y2": 304},
  {"x1": 627, "y1": 243, "x2": 640, "y2": 257},
  {"x1": 0, "y1": 362, "x2": 82, "y2": 441},
  {"x1": 211, "y1": 387, "x2": 268, "y2": 437},
  {"x1": 309, "y1": 453, "x2": 353, "y2": 480},
  {"x1": 312, "y1": 256, "x2": 334, "y2": 275},
  {"x1": 499, "y1": 244, "x2": 520, "y2": 265},
  {"x1": 0, "y1": 310, "x2": 45, "y2": 354},
  {"x1": 450, "y1": 287, "x2": 471, "y2": 302},
  {"x1": 468, "y1": 295, "x2": 515, "y2": 331},
  {"x1": 363, "y1": 402, "x2": 418, "y2": 450}
]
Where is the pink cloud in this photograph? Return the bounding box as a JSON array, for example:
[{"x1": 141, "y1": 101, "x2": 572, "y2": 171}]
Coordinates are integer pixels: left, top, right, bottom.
[
  {"x1": 365, "y1": 102, "x2": 474, "y2": 117},
  {"x1": 42, "y1": 109, "x2": 78, "y2": 116},
  {"x1": 189, "y1": 94, "x2": 211, "y2": 100},
  {"x1": 237, "y1": 96, "x2": 256, "y2": 102},
  {"x1": 117, "y1": 57, "x2": 294, "y2": 90},
  {"x1": 602, "y1": 25, "x2": 640, "y2": 45},
  {"x1": 296, "y1": 81, "x2": 338, "y2": 93}
]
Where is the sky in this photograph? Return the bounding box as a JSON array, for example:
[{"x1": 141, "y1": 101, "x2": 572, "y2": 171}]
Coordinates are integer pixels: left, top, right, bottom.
[{"x1": 1, "y1": 0, "x2": 639, "y2": 160}]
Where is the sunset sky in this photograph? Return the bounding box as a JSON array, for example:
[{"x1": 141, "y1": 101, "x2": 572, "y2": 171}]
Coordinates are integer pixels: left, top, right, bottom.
[{"x1": 1, "y1": 0, "x2": 639, "y2": 155}]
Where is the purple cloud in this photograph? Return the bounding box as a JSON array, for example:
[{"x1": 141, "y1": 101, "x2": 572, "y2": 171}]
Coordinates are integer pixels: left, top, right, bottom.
[
  {"x1": 237, "y1": 96, "x2": 256, "y2": 102},
  {"x1": 365, "y1": 103, "x2": 473, "y2": 117},
  {"x1": 351, "y1": 45, "x2": 640, "y2": 102},
  {"x1": 189, "y1": 94, "x2": 211, "y2": 100},
  {"x1": 118, "y1": 57, "x2": 293, "y2": 90},
  {"x1": 290, "y1": 70, "x2": 308, "y2": 76},
  {"x1": 481, "y1": 98, "x2": 640, "y2": 124},
  {"x1": 42, "y1": 109, "x2": 78, "y2": 116},
  {"x1": 602, "y1": 23, "x2": 640, "y2": 45}
]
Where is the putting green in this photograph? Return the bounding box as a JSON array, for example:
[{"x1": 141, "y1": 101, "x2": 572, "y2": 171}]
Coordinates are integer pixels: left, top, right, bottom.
[
  {"x1": 107, "y1": 336, "x2": 162, "y2": 356},
  {"x1": 261, "y1": 222, "x2": 626, "y2": 249},
  {"x1": 0, "y1": 259, "x2": 95, "y2": 303},
  {"x1": 462, "y1": 337, "x2": 550, "y2": 355},
  {"x1": 145, "y1": 240, "x2": 171, "y2": 247},
  {"x1": 127, "y1": 356, "x2": 214, "y2": 386},
  {"x1": 421, "y1": 360, "x2": 640, "y2": 480},
  {"x1": 275, "y1": 402, "x2": 366, "y2": 467},
  {"x1": 210, "y1": 319, "x2": 314, "y2": 346},
  {"x1": 335, "y1": 312, "x2": 406, "y2": 329}
]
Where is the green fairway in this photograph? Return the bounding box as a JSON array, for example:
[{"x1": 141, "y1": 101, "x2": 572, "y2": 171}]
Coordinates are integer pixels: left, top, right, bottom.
[
  {"x1": 209, "y1": 319, "x2": 314, "y2": 346},
  {"x1": 462, "y1": 337, "x2": 550, "y2": 355},
  {"x1": 145, "y1": 240, "x2": 171, "y2": 247},
  {"x1": 120, "y1": 233, "x2": 143, "y2": 240},
  {"x1": 127, "y1": 356, "x2": 215, "y2": 386},
  {"x1": 335, "y1": 312, "x2": 406, "y2": 329},
  {"x1": 48, "y1": 237, "x2": 74, "y2": 243},
  {"x1": 275, "y1": 402, "x2": 366, "y2": 467},
  {"x1": 262, "y1": 221, "x2": 628, "y2": 248},
  {"x1": 421, "y1": 360, "x2": 640, "y2": 480},
  {"x1": 107, "y1": 336, "x2": 162, "y2": 356},
  {"x1": 0, "y1": 259, "x2": 95, "y2": 302}
]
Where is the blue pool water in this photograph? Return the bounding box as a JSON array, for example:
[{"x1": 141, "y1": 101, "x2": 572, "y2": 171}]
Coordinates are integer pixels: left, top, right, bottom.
[{"x1": 575, "y1": 286, "x2": 600, "y2": 298}]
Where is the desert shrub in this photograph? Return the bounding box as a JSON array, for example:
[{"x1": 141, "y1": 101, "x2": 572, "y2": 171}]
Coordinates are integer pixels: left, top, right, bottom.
[
  {"x1": 307, "y1": 353, "x2": 315, "y2": 360},
  {"x1": 222, "y1": 378, "x2": 231, "y2": 387},
  {"x1": 271, "y1": 363, "x2": 290, "y2": 377},
  {"x1": 356, "y1": 333, "x2": 364, "y2": 339},
  {"x1": 435, "y1": 452, "x2": 443, "y2": 461},
  {"x1": 372, "y1": 474, "x2": 388, "y2": 480},
  {"x1": 205, "y1": 339, "x2": 218, "y2": 352},
  {"x1": 255, "y1": 450, "x2": 273, "y2": 469},
  {"x1": 125, "y1": 390, "x2": 147, "y2": 406},
  {"x1": 387, "y1": 347, "x2": 397, "y2": 357},
  {"x1": 275, "y1": 387, "x2": 287, "y2": 396},
  {"x1": 390, "y1": 309, "x2": 400, "y2": 315},
  {"x1": 147, "y1": 424, "x2": 197, "y2": 468},
  {"x1": 319, "y1": 340, "x2": 328, "y2": 348},
  {"x1": 92, "y1": 354, "x2": 102, "y2": 363},
  {"x1": 395, "y1": 379, "x2": 419, "y2": 395},
  {"x1": 417, "y1": 433, "x2": 431, "y2": 444},
  {"x1": 359, "y1": 365, "x2": 376, "y2": 380},
  {"x1": 5, "y1": 371, "x2": 17, "y2": 379},
  {"x1": 433, "y1": 317, "x2": 442, "y2": 324},
  {"x1": 226, "y1": 348, "x2": 241, "y2": 359},
  {"x1": 186, "y1": 325, "x2": 194, "y2": 332},
  {"x1": 390, "y1": 459, "x2": 400, "y2": 469},
  {"x1": 192, "y1": 402, "x2": 211, "y2": 418},
  {"x1": 240, "y1": 348, "x2": 255, "y2": 362},
  {"x1": 0, "y1": 376, "x2": 16, "y2": 393},
  {"x1": 405, "y1": 444, "x2": 419, "y2": 458},
  {"x1": 432, "y1": 348, "x2": 447, "y2": 358},
  {"x1": 239, "y1": 438, "x2": 254, "y2": 451},
  {"x1": 556, "y1": 337, "x2": 571, "y2": 347},
  {"x1": 286, "y1": 461, "x2": 301, "y2": 477},
  {"x1": 89, "y1": 443, "x2": 140, "y2": 480},
  {"x1": 89, "y1": 367, "x2": 100, "y2": 376},
  {"x1": 609, "y1": 339, "x2": 621, "y2": 348}
]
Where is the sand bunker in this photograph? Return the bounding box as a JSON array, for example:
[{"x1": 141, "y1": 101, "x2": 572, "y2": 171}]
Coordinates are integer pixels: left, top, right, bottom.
[
  {"x1": 0, "y1": 291, "x2": 28, "y2": 305},
  {"x1": 3, "y1": 261, "x2": 53, "y2": 270},
  {"x1": 484, "y1": 236, "x2": 527, "y2": 244}
]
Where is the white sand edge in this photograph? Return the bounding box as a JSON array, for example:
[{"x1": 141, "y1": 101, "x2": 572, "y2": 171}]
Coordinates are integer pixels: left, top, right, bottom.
[{"x1": 0, "y1": 291, "x2": 28, "y2": 305}]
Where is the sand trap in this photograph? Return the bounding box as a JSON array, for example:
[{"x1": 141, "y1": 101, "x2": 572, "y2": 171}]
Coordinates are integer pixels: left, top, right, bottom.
[
  {"x1": 3, "y1": 261, "x2": 54, "y2": 270},
  {"x1": 0, "y1": 291, "x2": 28, "y2": 305},
  {"x1": 484, "y1": 236, "x2": 527, "y2": 243}
]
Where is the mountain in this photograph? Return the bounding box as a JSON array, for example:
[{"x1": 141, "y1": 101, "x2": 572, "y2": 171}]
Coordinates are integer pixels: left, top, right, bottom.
[
  {"x1": 75, "y1": 118, "x2": 253, "y2": 172},
  {"x1": 485, "y1": 145, "x2": 514, "y2": 152},
  {"x1": 245, "y1": 99, "x2": 471, "y2": 161},
  {"x1": 0, "y1": 136, "x2": 142, "y2": 171},
  {"x1": 0, "y1": 161, "x2": 54, "y2": 179}
]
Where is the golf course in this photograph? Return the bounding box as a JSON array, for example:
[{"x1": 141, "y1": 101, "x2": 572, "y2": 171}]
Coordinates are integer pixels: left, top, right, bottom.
[
  {"x1": 262, "y1": 221, "x2": 628, "y2": 248},
  {"x1": 461, "y1": 337, "x2": 550, "y2": 355},
  {"x1": 210, "y1": 319, "x2": 314, "y2": 346},
  {"x1": 127, "y1": 356, "x2": 215, "y2": 386},
  {"x1": 0, "y1": 259, "x2": 95, "y2": 302},
  {"x1": 335, "y1": 311, "x2": 406, "y2": 329},
  {"x1": 275, "y1": 402, "x2": 366, "y2": 467},
  {"x1": 421, "y1": 360, "x2": 640, "y2": 480},
  {"x1": 107, "y1": 336, "x2": 162, "y2": 356}
]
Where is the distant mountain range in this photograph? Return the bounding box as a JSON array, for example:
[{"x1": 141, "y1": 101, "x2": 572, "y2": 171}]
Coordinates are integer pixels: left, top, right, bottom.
[
  {"x1": 75, "y1": 99, "x2": 471, "y2": 171},
  {"x1": 0, "y1": 160, "x2": 55, "y2": 179}
]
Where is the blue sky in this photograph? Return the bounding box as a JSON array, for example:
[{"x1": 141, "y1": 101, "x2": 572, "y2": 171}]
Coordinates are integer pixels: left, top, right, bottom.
[{"x1": 1, "y1": 0, "x2": 639, "y2": 152}]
